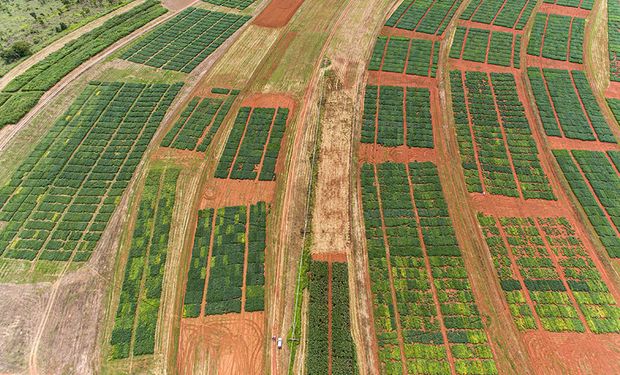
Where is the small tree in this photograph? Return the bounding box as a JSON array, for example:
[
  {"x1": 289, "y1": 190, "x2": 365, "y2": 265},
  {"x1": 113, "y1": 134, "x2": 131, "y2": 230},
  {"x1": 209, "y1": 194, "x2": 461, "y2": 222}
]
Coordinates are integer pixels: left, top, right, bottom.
[{"x1": 1, "y1": 41, "x2": 32, "y2": 64}]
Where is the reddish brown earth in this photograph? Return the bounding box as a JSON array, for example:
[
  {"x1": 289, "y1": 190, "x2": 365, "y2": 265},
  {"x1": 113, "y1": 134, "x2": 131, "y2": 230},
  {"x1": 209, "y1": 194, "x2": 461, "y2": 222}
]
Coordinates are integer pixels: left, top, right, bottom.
[
  {"x1": 605, "y1": 82, "x2": 620, "y2": 99},
  {"x1": 310, "y1": 252, "x2": 347, "y2": 263},
  {"x1": 547, "y1": 136, "x2": 619, "y2": 151},
  {"x1": 366, "y1": 71, "x2": 435, "y2": 88},
  {"x1": 253, "y1": 0, "x2": 305, "y2": 28},
  {"x1": 470, "y1": 193, "x2": 570, "y2": 218},
  {"x1": 458, "y1": 20, "x2": 523, "y2": 34},
  {"x1": 523, "y1": 332, "x2": 620, "y2": 375},
  {"x1": 200, "y1": 179, "x2": 276, "y2": 208},
  {"x1": 241, "y1": 93, "x2": 296, "y2": 110},
  {"x1": 526, "y1": 55, "x2": 585, "y2": 70},
  {"x1": 162, "y1": 0, "x2": 195, "y2": 11},
  {"x1": 358, "y1": 144, "x2": 436, "y2": 164},
  {"x1": 379, "y1": 26, "x2": 440, "y2": 41},
  {"x1": 177, "y1": 312, "x2": 265, "y2": 375},
  {"x1": 538, "y1": 3, "x2": 591, "y2": 18}
]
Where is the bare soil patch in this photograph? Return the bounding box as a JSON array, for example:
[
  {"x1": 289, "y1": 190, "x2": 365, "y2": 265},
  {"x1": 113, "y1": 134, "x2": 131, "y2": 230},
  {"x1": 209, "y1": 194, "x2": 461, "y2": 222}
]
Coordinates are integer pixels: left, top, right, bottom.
[
  {"x1": 253, "y1": 0, "x2": 305, "y2": 28},
  {"x1": 605, "y1": 82, "x2": 620, "y2": 99},
  {"x1": 162, "y1": 0, "x2": 197, "y2": 11},
  {"x1": 448, "y1": 59, "x2": 518, "y2": 74},
  {"x1": 200, "y1": 179, "x2": 276, "y2": 208},
  {"x1": 177, "y1": 312, "x2": 265, "y2": 375},
  {"x1": 379, "y1": 27, "x2": 440, "y2": 41},
  {"x1": 538, "y1": 3, "x2": 591, "y2": 18},
  {"x1": 458, "y1": 20, "x2": 523, "y2": 34},
  {"x1": 242, "y1": 92, "x2": 296, "y2": 109},
  {"x1": 310, "y1": 252, "x2": 347, "y2": 263},
  {"x1": 547, "y1": 136, "x2": 619, "y2": 151},
  {"x1": 358, "y1": 144, "x2": 436, "y2": 164},
  {"x1": 526, "y1": 55, "x2": 585, "y2": 71},
  {"x1": 366, "y1": 71, "x2": 435, "y2": 88}
]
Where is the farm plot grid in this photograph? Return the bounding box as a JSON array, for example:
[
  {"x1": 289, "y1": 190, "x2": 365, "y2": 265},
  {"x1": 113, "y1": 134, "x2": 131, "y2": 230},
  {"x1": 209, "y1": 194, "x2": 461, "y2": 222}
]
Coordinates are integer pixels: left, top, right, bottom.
[
  {"x1": 161, "y1": 88, "x2": 240, "y2": 152},
  {"x1": 449, "y1": 70, "x2": 555, "y2": 200},
  {"x1": 385, "y1": 0, "x2": 464, "y2": 36},
  {"x1": 459, "y1": 0, "x2": 536, "y2": 30},
  {"x1": 110, "y1": 166, "x2": 180, "y2": 359},
  {"x1": 554, "y1": 150, "x2": 620, "y2": 258},
  {"x1": 610, "y1": 0, "x2": 620, "y2": 82},
  {"x1": 122, "y1": 7, "x2": 250, "y2": 73},
  {"x1": 478, "y1": 214, "x2": 620, "y2": 333},
  {"x1": 369, "y1": 36, "x2": 439, "y2": 78},
  {"x1": 361, "y1": 85, "x2": 434, "y2": 148},
  {"x1": 527, "y1": 68, "x2": 617, "y2": 143},
  {"x1": 0, "y1": 81, "x2": 182, "y2": 263},
  {"x1": 527, "y1": 13, "x2": 585, "y2": 64},
  {"x1": 361, "y1": 162, "x2": 498, "y2": 375},
  {"x1": 202, "y1": 0, "x2": 256, "y2": 10},
  {"x1": 543, "y1": 0, "x2": 594, "y2": 10},
  {"x1": 215, "y1": 105, "x2": 290, "y2": 181},
  {"x1": 450, "y1": 26, "x2": 520, "y2": 68},
  {"x1": 0, "y1": 0, "x2": 166, "y2": 129},
  {"x1": 306, "y1": 261, "x2": 357, "y2": 374},
  {"x1": 182, "y1": 202, "x2": 266, "y2": 317}
]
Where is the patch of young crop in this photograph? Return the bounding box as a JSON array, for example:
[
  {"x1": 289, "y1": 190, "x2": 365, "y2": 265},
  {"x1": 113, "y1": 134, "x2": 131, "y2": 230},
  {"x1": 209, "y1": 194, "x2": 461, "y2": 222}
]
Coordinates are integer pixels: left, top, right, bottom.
[
  {"x1": 450, "y1": 27, "x2": 518, "y2": 67},
  {"x1": 0, "y1": 81, "x2": 183, "y2": 262},
  {"x1": 460, "y1": 0, "x2": 536, "y2": 30},
  {"x1": 527, "y1": 13, "x2": 585, "y2": 63},
  {"x1": 122, "y1": 8, "x2": 250, "y2": 73},
  {"x1": 202, "y1": 0, "x2": 256, "y2": 10},
  {"x1": 385, "y1": 0, "x2": 464, "y2": 36},
  {"x1": 543, "y1": 0, "x2": 593, "y2": 10},
  {"x1": 368, "y1": 36, "x2": 439, "y2": 78},
  {"x1": 609, "y1": 0, "x2": 620, "y2": 81}
]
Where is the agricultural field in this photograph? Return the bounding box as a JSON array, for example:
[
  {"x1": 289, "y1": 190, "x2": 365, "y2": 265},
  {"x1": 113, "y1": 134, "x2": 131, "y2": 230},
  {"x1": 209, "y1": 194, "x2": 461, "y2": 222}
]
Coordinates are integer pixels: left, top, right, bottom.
[
  {"x1": 203, "y1": 0, "x2": 256, "y2": 10},
  {"x1": 361, "y1": 162, "x2": 497, "y2": 374},
  {"x1": 554, "y1": 150, "x2": 620, "y2": 258},
  {"x1": 527, "y1": 13, "x2": 585, "y2": 64},
  {"x1": 459, "y1": 0, "x2": 536, "y2": 30},
  {"x1": 121, "y1": 7, "x2": 250, "y2": 73},
  {"x1": 450, "y1": 26, "x2": 520, "y2": 68},
  {"x1": 361, "y1": 85, "x2": 434, "y2": 148},
  {"x1": 478, "y1": 214, "x2": 619, "y2": 333},
  {"x1": 0, "y1": 0, "x2": 167, "y2": 128},
  {"x1": 161, "y1": 87, "x2": 239, "y2": 152},
  {"x1": 306, "y1": 261, "x2": 357, "y2": 374},
  {"x1": 0, "y1": 81, "x2": 182, "y2": 263},
  {"x1": 182, "y1": 203, "x2": 267, "y2": 318},
  {"x1": 610, "y1": 0, "x2": 620, "y2": 82},
  {"x1": 368, "y1": 36, "x2": 439, "y2": 77},
  {"x1": 215, "y1": 105, "x2": 290, "y2": 181},
  {"x1": 110, "y1": 165, "x2": 180, "y2": 359},
  {"x1": 527, "y1": 68, "x2": 617, "y2": 143},
  {"x1": 384, "y1": 0, "x2": 463, "y2": 36},
  {"x1": 543, "y1": 0, "x2": 594, "y2": 10},
  {"x1": 449, "y1": 70, "x2": 555, "y2": 199}
]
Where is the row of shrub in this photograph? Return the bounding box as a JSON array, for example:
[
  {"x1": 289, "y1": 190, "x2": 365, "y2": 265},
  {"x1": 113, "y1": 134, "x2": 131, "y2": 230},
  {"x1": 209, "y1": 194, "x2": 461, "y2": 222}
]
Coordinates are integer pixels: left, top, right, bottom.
[
  {"x1": 368, "y1": 36, "x2": 439, "y2": 78},
  {"x1": 460, "y1": 0, "x2": 536, "y2": 30},
  {"x1": 450, "y1": 27, "x2": 520, "y2": 68},
  {"x1": 527, "y1": 13, "x2": 584, "y2": 63},
  {"x1": 385, "y1": 0, "x2": 463, "y2": 36}
]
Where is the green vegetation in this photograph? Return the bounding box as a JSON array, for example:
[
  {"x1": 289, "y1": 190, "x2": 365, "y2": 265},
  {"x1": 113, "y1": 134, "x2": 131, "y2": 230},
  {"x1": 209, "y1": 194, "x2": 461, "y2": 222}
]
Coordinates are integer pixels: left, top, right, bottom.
[
  {"x1": 385, "y1": 0, "x2": 464, "y2": 35},
  {"x1": 0, "y1": 0, "x2": 167, "y2": 129},
  {"x1": 450, "y1": 27, "x2": 519, "y2": 68},
  {"x1": 361, "y1": 161, "x2": 497, "y2": 374},
  {"x1": 609, "y1": 0, "x2": 620, "y2": 82},
  {"x1": 122, "y1": 7, "x2": 250, "y2": 73},
  {"x1": 0, "y1": 81, "x2": 182, "y2": 263},
  {"x1": 203, "y1": 0, "x2": 256, "y2": 10},
  {"x1": 479, "y1": 214, "x2": 619, "y2": 333},
  {"x1": 182, "y1": 203, "x2": 267, "y2": 317},
  {"x1": 110, "y1": 165, "x2": 180, "y2": 359},
  {"x1": 543, "y1": 0, "x2": 593, "y2": 10},
  {"x1": 362, "y1": 85, "x2": 434, "y2": 148},
  {"x1": 460, "y1": 0, "x2": 536, "y2": 30},
  {"x1": 450, "y1": 70, "x2": 555, "y2": 199},
  {"x1": 368, "y1": 36, "x2": 439, "y2": 78},
  {"x1": 527, "y1": 68, "x2": 617, "y2": 143},
  {"x1": 215, "y1": 106, "x2": 290, "y2": 181},
  {"x1": 527, "y1": 13, "x2": 585, "y2": 63},
  {"x1": 161, "y1": 88, "x2": 240, "y2": 152},
  {"x1": 554, "y1": 150, "x2": 620, "y2": 258},
  {"x1": 306, "y1": 261, "x2": 357, "y2": 374}
]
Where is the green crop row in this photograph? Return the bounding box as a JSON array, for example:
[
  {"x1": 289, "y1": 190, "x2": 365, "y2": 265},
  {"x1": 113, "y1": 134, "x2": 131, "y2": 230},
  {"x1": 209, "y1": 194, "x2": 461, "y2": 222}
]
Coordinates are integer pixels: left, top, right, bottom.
[
  {"x1": 306, "y1": 262, "x2": 357, "y2": 375},
  {"x1": 110, "y1": 166, "x2": 180, "y2": 359},
  {"x1": 450, "y1": 70, "x2": 554, "y2": 199},
  {"x1": 202, "y1": 0, "x2": 255, "y2": 10},
  {"x1": 0, "y1": 81, "x2": 182, "y2": 262},
  {"x1": 609, "y1": 0, "x2": 620, "y2": 81},
  {"x1": 161, "y1": 88, "x2": 240, "y2": 152},
  {"x1": 122, "y1": 7, "x2": 250, "y2": 73},
  {"x1": 215, "y1": 106, "x2": 289, "y2": 181},
  {"x1": 182, "y1": 202, "x2": 267, "y2": 317},
  {"x1": 361, "y1": 161, "x2": 497, "y2": 374},
  {"x1": 479, "y1": 214, "x2": 620, "y2": 333},
  {"x1": 527, "y1": 13, "x2": 584, "y2": 63},
  {"x1": 528, "y1": 68, "x2": 617, "y2": 143},
  {"x1": 385, "y1": 0, "x2": 463, "y2": 36},
  {"x1": 0, "y1": 0, "x2": 166, "y2": 129},
  {"x1": 450, "y1": 27, "x2": 518, "y2": 68},
  {"x1": 543, "y1": 0, "x2": 593, "y2": 10},
  {"x1": 460, "y1": 0, "x2": 536, "y2": 30},
  {"x1": 368, "y1": 36, "x2": 439, "y2": 78},
  {"x1": 554, "y1": 150, "x2": 620, "y2": 258},
  {"x1": 362, "y1": 85, "x2": 434, "y2": 148}
]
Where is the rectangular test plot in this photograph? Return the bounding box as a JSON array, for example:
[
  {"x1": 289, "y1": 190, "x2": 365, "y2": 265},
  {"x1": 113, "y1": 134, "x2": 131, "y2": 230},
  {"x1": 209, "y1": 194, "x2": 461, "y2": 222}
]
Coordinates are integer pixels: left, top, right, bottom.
[
  {"x1": 385, "y1": 0, "x2": 464, "y2": 36},
  {"x1": 450, "y1": 26, "x2": 520, "y2": 68},
  {"x1": 460, "y1": 0, "x2": 536, "y2": 30},
  {"x1": 527, "y1": 13, "x2": 585, "y2": 64},
  {"x1": 368, "y1": 36, "x2": 439, "y2": 78}
]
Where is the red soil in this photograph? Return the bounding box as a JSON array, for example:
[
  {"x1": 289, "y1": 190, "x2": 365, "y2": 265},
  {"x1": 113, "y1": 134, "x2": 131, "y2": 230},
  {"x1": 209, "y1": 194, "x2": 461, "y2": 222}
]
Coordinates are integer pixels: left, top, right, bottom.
[
  {"x1": 311, "y1": 252, "x2": 347, "y2": 263},
  {"x1": 470, "y1": 193, "x2": 570, "y2": 217},
  {"x1": 253, "y1": 0, "x2": 305, "y2": 28},
  {"x1": 458, "y1": 20, "x2": 524, "y2": 34},
  {"x1": 605, "y1": 82, "x2": 620, "y2": 99},
  {"x1": 538, "y1": 3, "x2": 591, "y2": 18},
  {"x1": 177, "y1": 312, "x2": 265, "y2": 375},
  {"x1": 448, "y1": 59, "x2": 518, "y2": 74},
  {"x1": 367, "y1": 71, "x2": 435, "y2": 88},
  {"x1": 380, "y1": 26, "x2": 441, "y2": 41},
  {"x1": 200, "y1": 179, "x2": 276, "y2": 208},
  {"x1": 241, "y1": 93, "x2": 296, "y2": 110},
  {"x1": 547, "y1": 136, "x2": 619, "y2": 151},
  {"x1": 358, "y1": 144, "x2": 436, "y2": 164},
  {"x1": 523, "y1": 332, "x2": 620, "y2": 375},
  {"x1": 526, "y1": 55, "x2": 585, "y2": 71}
]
